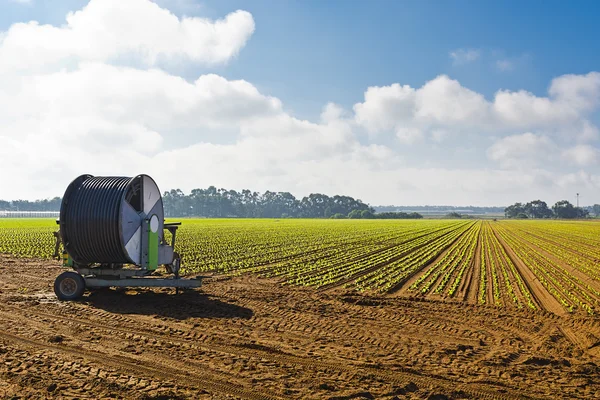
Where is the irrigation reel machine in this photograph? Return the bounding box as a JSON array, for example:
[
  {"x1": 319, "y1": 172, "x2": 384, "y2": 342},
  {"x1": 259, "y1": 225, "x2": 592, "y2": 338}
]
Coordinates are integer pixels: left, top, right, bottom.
[{"x1": 52, "y1": 174, "x2": 202, "y2": 300}]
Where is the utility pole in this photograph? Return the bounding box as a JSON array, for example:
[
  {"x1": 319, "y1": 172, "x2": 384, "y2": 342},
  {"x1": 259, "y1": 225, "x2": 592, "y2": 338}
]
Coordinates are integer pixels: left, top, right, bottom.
[{"x1": 577, "y1": 193, "x2": 580, "y2": 208}]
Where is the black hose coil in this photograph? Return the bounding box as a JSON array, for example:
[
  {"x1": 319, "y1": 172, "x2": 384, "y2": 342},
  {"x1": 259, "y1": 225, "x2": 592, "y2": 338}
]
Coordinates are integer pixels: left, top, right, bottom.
[{"x1": 61, "y1": 176, "x2": 132, "y2": 264}]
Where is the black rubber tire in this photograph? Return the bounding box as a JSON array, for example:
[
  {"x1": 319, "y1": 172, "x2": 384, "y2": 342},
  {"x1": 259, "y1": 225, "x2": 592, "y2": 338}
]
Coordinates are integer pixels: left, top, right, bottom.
[{"x1": 54, "y1": 271, "x2": 86, "y2": 301}]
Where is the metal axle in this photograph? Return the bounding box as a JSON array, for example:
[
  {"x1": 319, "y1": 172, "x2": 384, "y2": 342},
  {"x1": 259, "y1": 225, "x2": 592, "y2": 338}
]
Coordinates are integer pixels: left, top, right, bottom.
[{"x1": 85, "y1": 276, "x2": 203, "y2": 288}]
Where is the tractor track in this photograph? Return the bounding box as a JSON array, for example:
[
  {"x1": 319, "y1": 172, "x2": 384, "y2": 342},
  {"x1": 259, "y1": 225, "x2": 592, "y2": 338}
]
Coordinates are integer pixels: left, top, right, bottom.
[
  {"x1": 1, "y1": 255, "x2": 600, "y2": 399},
  {"x1": 0, "y1": 305, "x2": 518, "y2": 399},
  {"x1": 0, "y1": 309, "x2": 523, "y2": 400},
  {"x1": 0, "y1": 329, "x2": 281, "y2": 400}
]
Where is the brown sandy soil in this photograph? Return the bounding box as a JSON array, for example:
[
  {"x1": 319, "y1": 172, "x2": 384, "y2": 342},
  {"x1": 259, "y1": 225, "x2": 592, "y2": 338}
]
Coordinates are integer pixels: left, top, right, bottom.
[{"x1": 1, "y1": 255, "x2": 600, "y2": 399}]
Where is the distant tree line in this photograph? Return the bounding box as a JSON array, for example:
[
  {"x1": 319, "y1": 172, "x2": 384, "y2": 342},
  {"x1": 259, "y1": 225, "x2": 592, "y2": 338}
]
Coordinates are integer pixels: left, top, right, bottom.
[
  {"x1": 161, "y1": 187, "x2": 373, "y2": 218},
  {"x1": 2, "y1": 188, "x2": 424, "y2": 219},
  {"x1": 162, "y1": 187, "x2": 424, "y2": 219},
  {"x1": 333, "y1": 210, "x2": 423, "y2": 219},
  {"x1": 375, "y1": 205, "x2": 505, "y2": 214},
  {"x1": 0, "y1": 197, "x2": 61, "y2": 212},
  {"x1": 504, "y1": 200, "x2": 599, "y2": 219},
  {"x1": 5, "y1": 193, "x2": 600, "y2": 220}
]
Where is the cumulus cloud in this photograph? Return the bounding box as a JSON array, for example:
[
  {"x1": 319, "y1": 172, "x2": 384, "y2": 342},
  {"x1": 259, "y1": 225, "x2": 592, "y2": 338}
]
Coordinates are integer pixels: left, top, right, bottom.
[
  {"x1": 1, "y1": 0, "x2": 600, "y2": 206},
  {"x1": 396, "y1": 128, "x2": 424, "y2": 144},
  {"x1": 449, "y1": 48, "x2": 480, "y2": 65},
  {"x1": 562, "y1": 145, "x2": 600, "y2": 166},
  {"x1": 354, "y1": 73, "x2": 600, "y2": 142},
  {"x1": 486, "y1": 133, "x2": 556, "y2": 169},
  {"x1": 0, "y1": 0, "x2": 254, "y2": 73}
]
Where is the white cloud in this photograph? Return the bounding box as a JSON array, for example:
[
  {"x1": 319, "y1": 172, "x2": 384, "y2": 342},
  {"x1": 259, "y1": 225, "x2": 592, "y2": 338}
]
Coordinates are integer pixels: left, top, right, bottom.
[
  {"x1": 415, "y1": 75, "x2": 489, "y2": 124},
  {"x1": 396, "y1": 127, "x2": 423, "y2": 144},
  {"x1": 580, "y1": 120, "x2": 600, "y2": 141},
  {"x1": 549, "y1": 72, "x2": 600, "y2": 112},
  {"x1": 492, "y1": 72, "x2": 600, "y2": 128},
  {"x1": 353, "y1": 75, "x2": 491, "y2": 140},
  {"x1": 486, "y1": 133, "x2": 556, "y2": 169},
  {"x1": 320, "y1": 102, "x2": 347, "y2": 124},
  {"x1": 354, "y1": 73, "x2": 600, "y2": 142},
  {"x1": 431, "y1": 129, "x2": 448, "y2": 143},
  {"x1": 449, "y1": 48, "x2": 480, "y2": 65},
  {"x1": 353, "y1": 83, "x2": 416, "y2": 134},
  {"x1": 0, "y1": 0, "x2": 254, "y2": 74},
  {"x1": 562, "y1": 145, "x2": 600, "y2": 166}
]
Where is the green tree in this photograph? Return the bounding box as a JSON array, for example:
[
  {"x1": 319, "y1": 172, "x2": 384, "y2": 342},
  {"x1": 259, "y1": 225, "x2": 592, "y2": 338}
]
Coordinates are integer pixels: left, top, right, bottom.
[
  {"x1": 524, "y1": 200, "x2": 552, "y2": 218},
  {"x1": 505, "y1": 202, "x2": 525, "y2": 218},
  {"x1": 552, "y1": 200, "x2": 578, "y2": 219},
  {"x1": 446, "y1": 212, "x2": 462, "y2": 219},
  {"x1": 348, "y1": 209, "x2": 363, "y2": 219},
  {"x1": 360, "y1": 210, "x2": 374, "y2": 219},
  {"x1": 576, "y1": 207, "x2": 590, "y2": 218}
]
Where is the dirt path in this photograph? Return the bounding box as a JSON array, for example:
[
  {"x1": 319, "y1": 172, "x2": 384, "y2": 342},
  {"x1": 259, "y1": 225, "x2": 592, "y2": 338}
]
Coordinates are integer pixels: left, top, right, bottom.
[
  {"x1": 1, "y1": 255, "x2": 600, "y2": 399},
  {"x1": 463, "y1": 227, "x2": 482, "y2": 304}
]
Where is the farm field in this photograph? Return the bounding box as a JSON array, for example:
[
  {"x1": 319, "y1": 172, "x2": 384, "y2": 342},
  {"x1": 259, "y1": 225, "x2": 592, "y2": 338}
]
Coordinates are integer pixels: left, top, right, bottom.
[
  {"x1": 3, "y1": 218, "x2": 600, "y2": 316},
  {"x1": 1, "y1": 218, "x2": 600, "y2": 399}
]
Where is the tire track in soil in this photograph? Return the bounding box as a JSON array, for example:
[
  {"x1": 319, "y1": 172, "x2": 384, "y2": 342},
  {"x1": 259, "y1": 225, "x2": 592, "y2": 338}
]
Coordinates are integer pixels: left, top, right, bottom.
[
  {"x1": 0, "y1": 304, "x2": 515, "y2": 399},
  {"x1": 0, "y1": 308, "x2": 525, "y2": 400},
  {"x1": 2, "y1": 255, "x2": 596, "y2": 399},
  {"x1": 0, "y1": 329, "x2": 283, "y2": 400},
  {"x1": 2, "y1": 265, "x2": 562, "y2": 359},
  {"x1": 489, "y1": 224, "x2": 566, "y2": 316},
  {"x1": 2, "y1": 302, "x2": 486, "y2": 371},
  {"x1": 2, "y1": 293, "x2": 546, "y2": 400},
  {"x1": 244, "y1": 288, "x2": 566, "y2": 354},
  {"x1": 0, "y1": 342, "x2": 187, "y2": 399},
  {"x1": 559, "y1": 324, "x2": 600, "y2": 359},
  {"x1": 234, "y1": 295, "x2": 562, "y2": 381}
]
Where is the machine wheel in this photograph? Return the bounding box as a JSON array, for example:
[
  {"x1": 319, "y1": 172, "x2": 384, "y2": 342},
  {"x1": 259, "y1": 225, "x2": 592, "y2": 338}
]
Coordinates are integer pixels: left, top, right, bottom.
[{"x1": 54, "y1": 271, "x2": 86, "y2": 301}]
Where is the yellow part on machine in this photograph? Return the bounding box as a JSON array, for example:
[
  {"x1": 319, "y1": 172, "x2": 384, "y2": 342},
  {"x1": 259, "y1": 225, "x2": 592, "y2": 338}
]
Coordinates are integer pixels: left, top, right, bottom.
[{"x1": 62, "y1": 251, "x2": 73, "y2": 267}]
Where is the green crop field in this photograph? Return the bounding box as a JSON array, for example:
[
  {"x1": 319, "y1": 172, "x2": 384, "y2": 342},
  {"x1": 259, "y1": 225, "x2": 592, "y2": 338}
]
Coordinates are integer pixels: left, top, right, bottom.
[{"x1": 2, "y1": 218, "x2": 600, "y2": 315}]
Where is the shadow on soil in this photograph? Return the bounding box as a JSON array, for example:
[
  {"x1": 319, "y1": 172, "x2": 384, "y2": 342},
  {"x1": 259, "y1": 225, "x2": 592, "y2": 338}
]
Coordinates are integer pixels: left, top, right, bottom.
[{"x1": 84, "y1": 289, "x2": 253, "y2": 320}]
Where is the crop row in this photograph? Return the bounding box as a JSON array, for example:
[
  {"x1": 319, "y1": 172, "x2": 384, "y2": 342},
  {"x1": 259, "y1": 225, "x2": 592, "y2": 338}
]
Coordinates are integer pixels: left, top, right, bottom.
[{"x1": 2, "y1": 218, "x2": 600, "y2": 314}]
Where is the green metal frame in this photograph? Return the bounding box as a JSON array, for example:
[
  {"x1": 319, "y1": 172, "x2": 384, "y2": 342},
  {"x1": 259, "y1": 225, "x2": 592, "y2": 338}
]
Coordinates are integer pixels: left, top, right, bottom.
[{"x1": 148, "y1": 225, "x2": 158, "y2": 271}]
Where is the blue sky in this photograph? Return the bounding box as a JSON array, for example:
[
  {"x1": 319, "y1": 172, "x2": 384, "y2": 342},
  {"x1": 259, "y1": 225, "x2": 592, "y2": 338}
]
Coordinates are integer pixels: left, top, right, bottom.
[
  {"x1": 204, "y1": 0, "x2": 600, "y2": 118},
  {"x1": 1, "y1": 0, "x2": 600, "y2": 205},
  {"x1": 5, "y1": 0, "x2": 599, "y2": 119}
]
